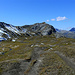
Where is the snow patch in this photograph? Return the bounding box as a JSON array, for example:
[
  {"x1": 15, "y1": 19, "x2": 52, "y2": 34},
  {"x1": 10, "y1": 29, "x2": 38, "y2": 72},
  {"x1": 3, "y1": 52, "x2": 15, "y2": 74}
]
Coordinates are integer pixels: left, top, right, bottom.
[
  {"x1": 0, "y1": 30, "x2": 5, "y2": 33},
  {"x1": 41, "y1": 43, "x2": 44, "y2": 45},
  {"x1": 0, "y1": 37, "x2": 7, "y2": 41},
  {"x1": 0, "y1": 52, "x2": 3, "y2": 55},
  {"x1": 12, "y1": 39, "x2": 16, "y2": 42},
  {"x1": 5, "y1": 25, "x2": 20, "y2": 34},
  {"x1": 31, "y1": 45, "x2": 34, "y2": 47}
]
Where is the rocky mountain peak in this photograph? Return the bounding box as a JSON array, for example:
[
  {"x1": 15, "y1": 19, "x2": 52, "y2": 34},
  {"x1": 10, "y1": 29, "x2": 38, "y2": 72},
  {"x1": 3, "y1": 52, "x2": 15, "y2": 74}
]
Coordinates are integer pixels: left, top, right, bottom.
[
  {"x1": 70, "y1": 27, "x2": 75, "y2": 32},
  {"x1": 33, "y1": 22, "x2": 46, "y2": 25},
  {"x1": 0, "y1": 22, "x2": 56, "y2": 41}
]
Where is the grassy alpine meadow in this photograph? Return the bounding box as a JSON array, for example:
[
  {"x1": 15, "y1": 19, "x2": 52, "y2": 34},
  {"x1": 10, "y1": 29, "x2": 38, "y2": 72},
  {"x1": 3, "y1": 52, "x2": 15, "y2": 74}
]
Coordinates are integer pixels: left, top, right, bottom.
[{"x1": 0, "y1": 35, "x2": 75, "y2": 75}]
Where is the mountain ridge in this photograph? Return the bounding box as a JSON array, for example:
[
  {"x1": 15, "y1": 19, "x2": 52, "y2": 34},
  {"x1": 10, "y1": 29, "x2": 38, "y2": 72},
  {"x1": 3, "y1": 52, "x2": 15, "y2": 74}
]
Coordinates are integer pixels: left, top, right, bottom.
[
  {"x1": 55, "y1": 28, "x2": 75, "y2": 39},
  {"x1": 0, "y1": 22, "x2": 56, "y2": 41},
  {"x1": 69, "y1": 27, "x2": 75, "y2": 32},
  {"x1": 0, "y1": 22, "x2": 75, "y2": 41}
]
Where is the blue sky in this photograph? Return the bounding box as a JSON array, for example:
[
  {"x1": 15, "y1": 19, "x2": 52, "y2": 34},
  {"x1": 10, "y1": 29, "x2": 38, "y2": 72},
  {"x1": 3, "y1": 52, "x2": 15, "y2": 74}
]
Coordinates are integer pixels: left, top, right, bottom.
[{"x1": 0, "y1": 0, "x2": 75, "y2": 30}]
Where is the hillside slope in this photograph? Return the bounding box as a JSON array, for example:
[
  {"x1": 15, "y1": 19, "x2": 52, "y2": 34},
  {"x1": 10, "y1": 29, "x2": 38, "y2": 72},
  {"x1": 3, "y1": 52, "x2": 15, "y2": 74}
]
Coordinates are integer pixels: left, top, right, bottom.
[{"x1": 0, "y1": 35, "x2": 75, "y2": 75}]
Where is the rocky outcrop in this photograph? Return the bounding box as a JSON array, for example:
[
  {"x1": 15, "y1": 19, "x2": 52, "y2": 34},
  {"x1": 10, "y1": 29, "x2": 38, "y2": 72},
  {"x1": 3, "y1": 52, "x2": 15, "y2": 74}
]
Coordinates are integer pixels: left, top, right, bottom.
[{"x1": 24, "y1": 22, "x2": 56, "y2": 36}]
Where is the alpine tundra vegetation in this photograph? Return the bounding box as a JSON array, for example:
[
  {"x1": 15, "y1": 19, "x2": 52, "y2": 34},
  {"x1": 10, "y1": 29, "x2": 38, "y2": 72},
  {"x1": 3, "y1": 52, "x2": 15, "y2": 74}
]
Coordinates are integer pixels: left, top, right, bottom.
[{"x1": 0, "y1": 22, "x2": 75, "y2": 75}]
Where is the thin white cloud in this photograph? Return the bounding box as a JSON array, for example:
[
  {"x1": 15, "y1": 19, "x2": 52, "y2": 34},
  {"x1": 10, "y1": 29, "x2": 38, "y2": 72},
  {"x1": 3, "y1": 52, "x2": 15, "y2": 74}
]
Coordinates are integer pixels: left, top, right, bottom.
[
  {"x1": 56, "y1": 16, "x2": 67, "y2": 21},
  {"x1": 51, "y1": 19, "x2": 55, "y2": 21},
  {"x1": 66, "y1": 27, "x2": 72, "y2": 30},
  {"x1": 47, "y1": 20, "x2": 49, "y2": 22}
]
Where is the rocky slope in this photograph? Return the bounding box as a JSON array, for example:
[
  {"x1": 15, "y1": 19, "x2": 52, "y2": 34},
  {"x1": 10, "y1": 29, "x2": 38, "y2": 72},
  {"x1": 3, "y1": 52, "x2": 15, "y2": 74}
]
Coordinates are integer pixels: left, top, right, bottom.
[
  {"x1": 55, "y1": 28, "x2": 75, "y2": 38},
  {"x1": 0, "y1": 22, "x2": 56, "y2": 41}
]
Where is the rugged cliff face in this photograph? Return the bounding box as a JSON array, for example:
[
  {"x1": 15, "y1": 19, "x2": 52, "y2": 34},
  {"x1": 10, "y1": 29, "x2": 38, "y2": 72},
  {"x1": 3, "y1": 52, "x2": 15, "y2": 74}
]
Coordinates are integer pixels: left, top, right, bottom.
[{"x1": 0, "y1": 22, "x2": 56, "y2": 41}]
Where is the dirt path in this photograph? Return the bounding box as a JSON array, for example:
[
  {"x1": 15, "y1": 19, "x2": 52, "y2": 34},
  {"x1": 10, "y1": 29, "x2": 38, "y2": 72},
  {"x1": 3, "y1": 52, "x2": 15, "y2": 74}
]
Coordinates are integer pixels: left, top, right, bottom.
[
  {"x1": 54, "y1": 51, "x2": 75, "y2": 70},
  {"x1": 0, "y1": 59, "x2": 24, "y2": 64}
]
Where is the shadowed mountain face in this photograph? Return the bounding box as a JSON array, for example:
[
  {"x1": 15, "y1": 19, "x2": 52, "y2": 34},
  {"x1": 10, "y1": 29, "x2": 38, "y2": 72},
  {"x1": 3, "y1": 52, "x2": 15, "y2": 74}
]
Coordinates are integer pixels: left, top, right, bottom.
[
  {"x1": 0, "y1": 22, "x2": 56, "y2": 41},
  {"x1": 70, "y1": 28, "x2": 75, "y2": 32}
]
